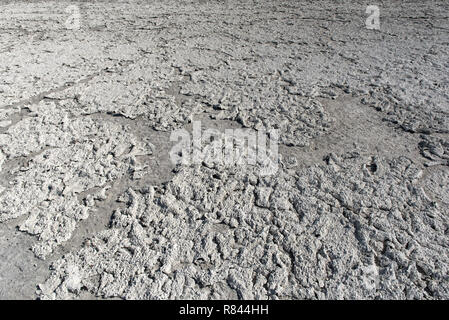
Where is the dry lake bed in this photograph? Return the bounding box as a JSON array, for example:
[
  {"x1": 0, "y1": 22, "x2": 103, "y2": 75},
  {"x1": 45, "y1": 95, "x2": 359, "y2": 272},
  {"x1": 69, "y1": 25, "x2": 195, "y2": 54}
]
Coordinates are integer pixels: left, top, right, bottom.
[{"x1": 0, "y1": 0, "x2": 448, "y2": 300}]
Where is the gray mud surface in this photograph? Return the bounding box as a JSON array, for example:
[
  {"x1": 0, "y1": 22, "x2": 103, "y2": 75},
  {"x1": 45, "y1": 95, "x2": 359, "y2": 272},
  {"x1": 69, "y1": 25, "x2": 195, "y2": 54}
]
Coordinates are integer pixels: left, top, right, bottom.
[{"x1": 0, "y1": 0, "x2": 448, "y2": 299}]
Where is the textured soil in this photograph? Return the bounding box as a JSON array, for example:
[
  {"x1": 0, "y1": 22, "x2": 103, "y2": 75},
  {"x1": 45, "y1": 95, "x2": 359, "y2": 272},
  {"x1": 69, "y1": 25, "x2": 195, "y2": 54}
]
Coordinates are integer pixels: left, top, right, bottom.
[{"x1": 0, "y1": 0, "x2": 448, "y2": 300}]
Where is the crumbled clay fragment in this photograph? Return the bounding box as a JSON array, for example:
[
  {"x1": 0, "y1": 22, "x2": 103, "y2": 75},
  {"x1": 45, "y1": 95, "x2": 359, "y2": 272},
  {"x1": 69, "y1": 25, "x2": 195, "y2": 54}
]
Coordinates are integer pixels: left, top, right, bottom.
[{"x1": 0, "y1": 102, "x2": 152, "y2": 258}]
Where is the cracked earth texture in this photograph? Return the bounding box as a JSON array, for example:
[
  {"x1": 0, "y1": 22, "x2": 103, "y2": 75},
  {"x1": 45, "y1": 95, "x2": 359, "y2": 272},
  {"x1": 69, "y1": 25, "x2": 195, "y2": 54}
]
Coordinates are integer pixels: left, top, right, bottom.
[{"x1": 0, "y1": 0, "x2": 448, "y2": 300}]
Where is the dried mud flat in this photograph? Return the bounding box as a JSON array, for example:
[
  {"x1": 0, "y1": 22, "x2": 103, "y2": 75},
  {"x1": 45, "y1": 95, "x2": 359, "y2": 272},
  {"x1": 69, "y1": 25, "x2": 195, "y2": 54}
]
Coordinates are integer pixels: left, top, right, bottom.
[{"x1": 0, "y1": 0, "x2": 448, "y2": 300}]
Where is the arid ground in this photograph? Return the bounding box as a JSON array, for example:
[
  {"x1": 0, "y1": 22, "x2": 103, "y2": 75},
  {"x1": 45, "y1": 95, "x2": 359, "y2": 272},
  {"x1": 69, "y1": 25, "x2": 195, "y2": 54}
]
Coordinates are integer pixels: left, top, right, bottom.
[{"x1": 0, "y1": 0, "x2": 448, "y2": 299}]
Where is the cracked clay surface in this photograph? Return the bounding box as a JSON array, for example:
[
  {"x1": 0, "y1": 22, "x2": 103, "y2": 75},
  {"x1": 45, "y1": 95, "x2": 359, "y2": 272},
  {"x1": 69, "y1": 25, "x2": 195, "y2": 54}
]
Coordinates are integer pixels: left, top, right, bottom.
[{"x1": 0, "y1": 0, "x2": 448, "y2": 299}]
